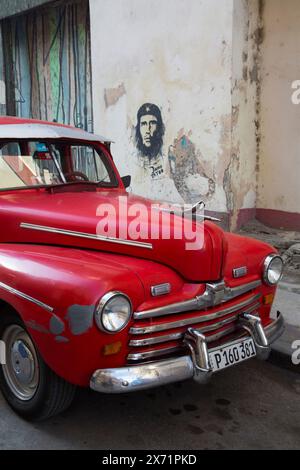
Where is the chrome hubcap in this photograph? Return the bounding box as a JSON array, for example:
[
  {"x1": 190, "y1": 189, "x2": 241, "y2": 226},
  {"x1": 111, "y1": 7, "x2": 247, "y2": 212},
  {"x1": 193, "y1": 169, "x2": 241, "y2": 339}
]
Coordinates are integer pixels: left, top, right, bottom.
[{"x1": 2, "y1": 325, "x2": 39, "y2": 401}]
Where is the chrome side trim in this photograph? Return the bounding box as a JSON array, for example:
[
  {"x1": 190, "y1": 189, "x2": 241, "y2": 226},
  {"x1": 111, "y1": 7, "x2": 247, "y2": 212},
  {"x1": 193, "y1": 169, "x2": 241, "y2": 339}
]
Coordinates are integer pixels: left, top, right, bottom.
[
  {"x1": 129, "y1": 302, "x2": 260, "y2": 349},
  {"x1": 0, "y1": 281, "x2": 54, "y2": 313},
  {"x1": 20, "y1": 223, "x2": 153, "y2": 250},
  {"x1": 130, "y1": 294, "x2": 261, "y2": 335},
  {"x1": 134, "y1": 279, "x2": 262, "y2": 320}
]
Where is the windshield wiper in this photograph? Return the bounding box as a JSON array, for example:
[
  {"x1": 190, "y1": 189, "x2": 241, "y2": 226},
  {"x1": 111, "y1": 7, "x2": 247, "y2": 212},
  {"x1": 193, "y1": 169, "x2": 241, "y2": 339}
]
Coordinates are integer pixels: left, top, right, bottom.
[
  {"x1": 45, "y1": 181, "x2": 98, "y2": 193},
  {"x1": 45, "y1": 178, "x2": 110, "y2": 192}
]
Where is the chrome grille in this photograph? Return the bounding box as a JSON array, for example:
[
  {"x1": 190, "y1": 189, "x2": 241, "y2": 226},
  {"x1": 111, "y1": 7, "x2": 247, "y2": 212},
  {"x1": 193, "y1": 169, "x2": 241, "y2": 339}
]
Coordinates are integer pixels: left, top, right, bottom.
[
  {"x1": 130, "y1": 293, "x2": 261, "y2": 335},
  {"x1": 127, "y1": 282, "x2": 262, "y2": 363}
]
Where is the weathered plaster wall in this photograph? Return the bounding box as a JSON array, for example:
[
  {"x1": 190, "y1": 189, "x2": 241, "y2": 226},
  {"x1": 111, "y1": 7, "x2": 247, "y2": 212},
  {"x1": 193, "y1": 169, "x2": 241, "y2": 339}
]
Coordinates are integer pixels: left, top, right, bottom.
[
  {"x1": 0, "y1": 0, "x2": 53, "y2": 19},
  {"x1": 90, "y1": 0, "x2": 236, "y2": 220},
  {"x1": 90, "y1": 0, "x2": 259, "y2": 229},
  {"x1": 258, "y1": 0, "x2": 300, "y2": 228},
  {"x1": 228, "y1": 0, "x2": 260, "y2": 229}
]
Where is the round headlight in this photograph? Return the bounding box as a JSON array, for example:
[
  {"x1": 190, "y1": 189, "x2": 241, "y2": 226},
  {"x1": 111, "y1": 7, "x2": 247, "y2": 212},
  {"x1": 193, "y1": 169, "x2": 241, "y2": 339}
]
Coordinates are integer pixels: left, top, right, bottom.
[
  {"x1": 95, "y1": 292, "x2": 132, "y2": 333},
  {"x1": 263, "y1": 254, "x2": 284, "y2": 286}
]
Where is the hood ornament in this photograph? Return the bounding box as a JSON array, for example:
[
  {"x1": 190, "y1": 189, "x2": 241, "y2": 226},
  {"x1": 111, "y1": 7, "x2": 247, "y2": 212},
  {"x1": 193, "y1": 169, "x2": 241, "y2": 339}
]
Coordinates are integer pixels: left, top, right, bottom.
[{"x1": 153, "y1": 201, "x2": 221, "y2": 222}]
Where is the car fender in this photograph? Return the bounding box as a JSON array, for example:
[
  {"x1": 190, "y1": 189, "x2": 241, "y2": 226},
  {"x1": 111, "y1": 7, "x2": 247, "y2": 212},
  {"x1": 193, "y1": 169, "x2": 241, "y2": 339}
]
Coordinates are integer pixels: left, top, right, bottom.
[{"x1": 0, "y1": 244, "x2": 145, "y2": 386}]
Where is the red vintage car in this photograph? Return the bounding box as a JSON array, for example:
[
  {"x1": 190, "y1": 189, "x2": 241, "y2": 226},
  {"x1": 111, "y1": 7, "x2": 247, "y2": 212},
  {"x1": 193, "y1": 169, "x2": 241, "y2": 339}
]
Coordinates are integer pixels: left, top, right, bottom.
[{"x1": 0, "y1": 117, "x2": 284, "y2": 421}]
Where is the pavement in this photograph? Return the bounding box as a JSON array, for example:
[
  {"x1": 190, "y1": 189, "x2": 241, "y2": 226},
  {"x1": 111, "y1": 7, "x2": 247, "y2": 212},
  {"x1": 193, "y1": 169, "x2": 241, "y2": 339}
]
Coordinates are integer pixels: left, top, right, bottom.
[
  {"x1": 1, "y1": 358, "x2": 299, "y2": 449},
  {"x1": 238, "y1": 219, "x2": 300, "y2": 373},
  {"x1": 269, "y1": 272, "x2": 300, "y2": 372}
]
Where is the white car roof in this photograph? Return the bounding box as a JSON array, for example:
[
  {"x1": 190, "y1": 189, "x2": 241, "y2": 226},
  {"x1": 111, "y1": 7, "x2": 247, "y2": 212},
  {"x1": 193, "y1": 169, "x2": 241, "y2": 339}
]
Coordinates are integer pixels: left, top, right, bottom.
[{"x1": 0, "y1": 123, "x2": 113, "y2": 143}]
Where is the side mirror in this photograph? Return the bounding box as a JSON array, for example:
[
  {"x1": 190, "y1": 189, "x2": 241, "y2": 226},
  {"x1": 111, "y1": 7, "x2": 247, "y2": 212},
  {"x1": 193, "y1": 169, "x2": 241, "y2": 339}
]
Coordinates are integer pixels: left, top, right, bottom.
[{"x1": 121, "y1": 175, "x2": 131, "y2": 189}]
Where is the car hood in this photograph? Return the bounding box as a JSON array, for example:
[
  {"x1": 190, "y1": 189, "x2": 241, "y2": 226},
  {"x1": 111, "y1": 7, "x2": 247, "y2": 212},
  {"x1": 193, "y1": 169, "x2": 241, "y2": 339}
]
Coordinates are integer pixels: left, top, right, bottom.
[{"x1": 0, "y1": 188, "x2": 226, "y2": 282}]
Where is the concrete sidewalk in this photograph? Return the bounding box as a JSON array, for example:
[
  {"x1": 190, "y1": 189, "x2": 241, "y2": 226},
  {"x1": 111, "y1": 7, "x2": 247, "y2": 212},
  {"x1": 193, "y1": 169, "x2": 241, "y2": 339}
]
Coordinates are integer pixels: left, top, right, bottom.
[
  {"x1": 269, "y1": 275, "x2": 300, "y2": 372},
  {"x1": 238, "y1": 218, "x2": 300, "y2": 372}
]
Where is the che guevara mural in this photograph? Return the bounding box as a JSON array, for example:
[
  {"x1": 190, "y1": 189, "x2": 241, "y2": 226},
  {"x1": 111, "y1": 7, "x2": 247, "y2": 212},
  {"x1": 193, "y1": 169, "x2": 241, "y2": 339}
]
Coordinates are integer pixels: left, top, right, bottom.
[
  {"x1": 129, "y1": 102, "x2": 181, "y2": 202},
  {"x1": 130, "y1": 102, "x2": 215, "y2": 205}
]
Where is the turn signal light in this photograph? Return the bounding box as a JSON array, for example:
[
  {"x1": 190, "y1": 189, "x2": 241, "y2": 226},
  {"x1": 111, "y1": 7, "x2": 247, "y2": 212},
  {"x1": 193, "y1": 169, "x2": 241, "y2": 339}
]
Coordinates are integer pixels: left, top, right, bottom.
[
  {"x1": 103, "y1": 341, "x2": 122, "y2": 356},
  {"x1": 263, "y1": 293, "x2": 275, "y2": 305}
]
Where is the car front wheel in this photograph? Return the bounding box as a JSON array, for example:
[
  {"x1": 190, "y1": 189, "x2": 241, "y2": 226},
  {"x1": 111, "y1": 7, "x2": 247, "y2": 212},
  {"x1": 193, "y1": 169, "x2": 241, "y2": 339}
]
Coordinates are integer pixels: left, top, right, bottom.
[{"x1": 0, "y1": 312, "x2": 76, "y2": 421}]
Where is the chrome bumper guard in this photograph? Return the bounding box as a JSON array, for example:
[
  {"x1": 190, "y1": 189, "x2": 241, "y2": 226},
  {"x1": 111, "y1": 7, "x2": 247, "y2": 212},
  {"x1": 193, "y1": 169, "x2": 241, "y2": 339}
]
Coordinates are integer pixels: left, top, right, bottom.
[{"x1": 90, "y1": 312, "x2": 285, "y2": 394}]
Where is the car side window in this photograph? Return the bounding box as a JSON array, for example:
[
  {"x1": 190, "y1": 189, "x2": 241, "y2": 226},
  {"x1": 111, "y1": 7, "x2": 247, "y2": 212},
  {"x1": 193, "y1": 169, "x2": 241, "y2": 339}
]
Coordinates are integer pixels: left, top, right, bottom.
[
  {"x1": 0, "y1": 141, "x2": 63, "y2": 189},
  {"x1": 0, "y1": 142, "x2": 27, "y2": 189}
]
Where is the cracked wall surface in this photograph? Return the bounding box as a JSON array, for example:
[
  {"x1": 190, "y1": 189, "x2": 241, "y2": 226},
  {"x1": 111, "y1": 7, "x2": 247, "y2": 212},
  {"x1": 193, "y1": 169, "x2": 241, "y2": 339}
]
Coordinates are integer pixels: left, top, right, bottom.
[
  {"x1": 0, "y1": 0, "x2": 296, "y2": 230},
  {"x1": 228, "y1": 0, "x2": 261, "y2": 229},
  {"x1": 90, "y1": 0, "x2": 235, "y2": 222},
  {"x1": 90, "y1": 0, "x2": 260, "y2": 229},
  {"x1": 0, "y1": 0, "x2": 263, "y2": 230}
]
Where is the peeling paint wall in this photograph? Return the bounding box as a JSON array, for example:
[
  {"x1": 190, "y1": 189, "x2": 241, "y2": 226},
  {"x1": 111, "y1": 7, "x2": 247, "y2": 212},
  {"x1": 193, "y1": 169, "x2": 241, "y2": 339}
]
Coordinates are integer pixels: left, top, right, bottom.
[
  {"x1": 0, "y1": 0, "x2": 263, "y2": 230},
  {"x1": 90, "y1": 0, "x2": 260, "y2": 229},
  {"x1": 228, "y1": 0, "x2": 260, "y2": 229},
  {"x1": 90, "y1": 0, "x2": 236, "y2": 218},
  {"x1": 258, "y1": 0, "x2": 300, "y2": 217}
]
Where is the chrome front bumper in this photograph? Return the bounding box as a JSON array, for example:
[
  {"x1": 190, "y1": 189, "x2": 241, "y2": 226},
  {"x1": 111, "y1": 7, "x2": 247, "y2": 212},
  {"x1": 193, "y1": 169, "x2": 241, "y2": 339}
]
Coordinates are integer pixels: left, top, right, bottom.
[{"x1": 90, "y1": 312, "x2": 285, "y2": 394}]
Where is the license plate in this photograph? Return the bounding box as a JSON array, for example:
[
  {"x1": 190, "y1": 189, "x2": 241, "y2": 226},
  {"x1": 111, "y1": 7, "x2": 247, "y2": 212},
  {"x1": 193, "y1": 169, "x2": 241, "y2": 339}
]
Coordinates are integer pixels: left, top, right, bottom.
[{"x1": 209, "y1": 338, "x2": 256, "y2": 372}]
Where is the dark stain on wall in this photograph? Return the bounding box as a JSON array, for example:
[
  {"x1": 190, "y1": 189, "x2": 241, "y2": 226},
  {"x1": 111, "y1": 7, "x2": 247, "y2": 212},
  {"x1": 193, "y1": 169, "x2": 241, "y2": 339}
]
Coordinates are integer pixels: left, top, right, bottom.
[{"x1": 254, "y1": 0, "x2": 265, "y2": 177}]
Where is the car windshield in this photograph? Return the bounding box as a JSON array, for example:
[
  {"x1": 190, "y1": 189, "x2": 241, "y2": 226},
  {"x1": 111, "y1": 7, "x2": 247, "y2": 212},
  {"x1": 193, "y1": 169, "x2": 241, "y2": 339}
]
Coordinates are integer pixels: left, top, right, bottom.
[{"x1": 0, "y1": 140, "x2": 118, "y2": 190}]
